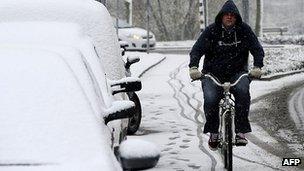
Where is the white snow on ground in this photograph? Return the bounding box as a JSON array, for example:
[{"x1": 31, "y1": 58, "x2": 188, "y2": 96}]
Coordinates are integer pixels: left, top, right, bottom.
[
  {"x1": 123, "y1": 52, "x2": 166, "y2": 78},
  {"x1": 125, "y1": 47, "x2": 304, "y2": 170}
]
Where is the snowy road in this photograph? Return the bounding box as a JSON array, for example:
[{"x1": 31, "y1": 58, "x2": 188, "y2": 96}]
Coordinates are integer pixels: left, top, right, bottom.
[{"x1": 130, "y1": 54, "x2": 302, "y2": 171}]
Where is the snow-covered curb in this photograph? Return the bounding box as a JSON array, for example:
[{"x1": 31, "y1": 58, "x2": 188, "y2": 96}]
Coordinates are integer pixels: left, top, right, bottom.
[
  {"x1": 261, "y1": 69, "x2": 304, "y2": 81},
  {"x1": 156, "y1": 40, "x2": 195, "y2": 49}
]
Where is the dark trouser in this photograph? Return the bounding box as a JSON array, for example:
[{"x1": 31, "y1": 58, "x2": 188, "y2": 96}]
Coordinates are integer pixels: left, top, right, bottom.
[{"x1": 202, "y1": 73, "x2": 252, "y2": 134}]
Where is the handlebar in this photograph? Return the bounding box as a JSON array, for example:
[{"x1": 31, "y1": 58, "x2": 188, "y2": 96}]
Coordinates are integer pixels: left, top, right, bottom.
[{"x1": 192, "y1": 73, "x2": 249, "y2": 88}]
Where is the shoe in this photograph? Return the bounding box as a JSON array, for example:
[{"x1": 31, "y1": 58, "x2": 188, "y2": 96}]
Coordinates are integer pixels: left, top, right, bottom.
[
  {"x1": 208, "y1": 133, "x2": 220, "y2": 151},
  {"x1": 235, "y1": 133, "x2": 248, "y2": 146}
]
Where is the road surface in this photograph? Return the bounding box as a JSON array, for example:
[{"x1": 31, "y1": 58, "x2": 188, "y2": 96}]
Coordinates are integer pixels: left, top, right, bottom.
[{"x1": 131, "y1": 54, "x2": 304, "y2": 170}]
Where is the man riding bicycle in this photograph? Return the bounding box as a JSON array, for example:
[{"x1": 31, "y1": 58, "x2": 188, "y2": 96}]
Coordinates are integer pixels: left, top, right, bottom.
[{"x1": 189, "y1": 0, "x2": 264, "y2": 150}]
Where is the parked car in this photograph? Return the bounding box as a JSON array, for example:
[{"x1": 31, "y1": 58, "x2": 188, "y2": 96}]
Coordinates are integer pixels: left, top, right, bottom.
[
  {"x1": 114, "y1": 19, "x2": 156, "y2": 51},
  {"x1": 0, "y1": 0, "x2": 159, "y2": 170}
]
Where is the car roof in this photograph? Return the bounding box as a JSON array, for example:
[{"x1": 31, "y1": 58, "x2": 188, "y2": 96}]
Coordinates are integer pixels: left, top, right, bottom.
[
  {"x1": 0, "y1": 22, "x2": 85, "y2": 47},
  {"x1": 0, "y1": 0, "x2": 125, "y2": 80},
  {"x1": 0, "y1": 22, "x2": 116, "y2": 108},
  {"x1": 0, "y1": 47, "x2": 121, "y2": 170}
]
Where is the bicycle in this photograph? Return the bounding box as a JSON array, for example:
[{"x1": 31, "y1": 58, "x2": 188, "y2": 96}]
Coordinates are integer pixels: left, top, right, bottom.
[{"x1": 193, "y1": 73, "x2": 250, "y2": 171}]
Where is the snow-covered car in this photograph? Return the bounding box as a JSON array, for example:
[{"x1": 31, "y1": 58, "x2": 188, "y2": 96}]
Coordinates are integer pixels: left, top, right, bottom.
[
  {"x1": 114, "y1": 19, "x2": 156, "y2": 51},
  {"x1": 0, "y1": 0, "x2": 159, "y2": 170}
]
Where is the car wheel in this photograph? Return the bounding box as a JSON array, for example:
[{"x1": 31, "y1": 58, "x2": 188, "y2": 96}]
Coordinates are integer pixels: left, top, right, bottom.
[{"x1": 127, "y1": 92, "x2": 142, "y2": 135}]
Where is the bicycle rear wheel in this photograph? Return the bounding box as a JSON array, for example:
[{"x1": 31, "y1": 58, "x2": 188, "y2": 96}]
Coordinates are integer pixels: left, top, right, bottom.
[{"x1": 224, "y1": 113, "x2": 233, "y2": 171}]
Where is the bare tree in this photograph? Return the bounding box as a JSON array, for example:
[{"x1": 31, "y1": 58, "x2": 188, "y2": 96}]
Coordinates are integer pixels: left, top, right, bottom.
[
  {"x1": 255, "y1": 0, "x2": 263, "y2": 36},
  {"x1": 180, "y1": 0, "x2": 197, "y2": 40},
  {"x1": 242, "y1": 0, "x2": 249, "y2": 23},
  {"x1": 106, "y1": 0, "x2": 263, "y2": 41},
  {"x1": 150, "y1": 0, "x2": 170, "y2": 40}
]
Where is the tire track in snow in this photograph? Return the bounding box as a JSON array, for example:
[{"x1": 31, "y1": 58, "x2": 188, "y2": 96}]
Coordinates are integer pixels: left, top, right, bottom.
[
  {"x1": 167, "y1": 61, "x2": 218, "y2": 171},
  {"x1": 249, "y1": 80, "x2": 304, "y2": 170},
  {"x1": 233, "y1": 155, "x2": 285, "y2": 171},
  {"x1": 167, "y1": 78, "x2": 195, "y2": 122},
  {"x1": 167, "y1": 64, "x2": 196, "y2": 123},
  {"x1": 289, "y1": 87, "x2": 304, "y2": 132}
]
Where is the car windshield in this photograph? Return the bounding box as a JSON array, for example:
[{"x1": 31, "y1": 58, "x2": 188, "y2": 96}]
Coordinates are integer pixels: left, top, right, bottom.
[{"x1": 113, "y1": 18, "x2": 132, "y2": 28}]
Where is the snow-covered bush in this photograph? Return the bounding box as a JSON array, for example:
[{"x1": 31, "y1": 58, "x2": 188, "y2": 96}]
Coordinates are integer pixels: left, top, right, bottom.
[
  {"x1": 262, "y1": 35, "x2": 304, "y2": 45},
  {"x1": 249, "y1": 46, "x2": 304, "y2": 76}
]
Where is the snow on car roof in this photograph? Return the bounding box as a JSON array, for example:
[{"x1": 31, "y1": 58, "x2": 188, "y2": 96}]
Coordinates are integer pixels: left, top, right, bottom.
[
  {"x1": 0, "y1": 47, "x2": 121, "y2": 170},
  {"x1": 0, "y1": 0, "x2": 125, "y2": 80},
  {"x1": 0, "y1": 22, "x2": 116, "y2": 108},
  {"x1": 0, "y1": 22, "x2": 84, "y2": 46}
]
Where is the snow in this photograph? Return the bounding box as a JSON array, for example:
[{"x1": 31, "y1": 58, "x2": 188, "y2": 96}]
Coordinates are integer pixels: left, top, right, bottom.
[
  {"x1": 0, "y1": 1, "x2": 132, "y2": 169},
  {"x1": 124, "y1": 52, "x2": 166, "y2": 78},
  {"x1": 0, "y1": 0, "x2": 302, "y2": 169},
  {"x1": 119, "y1": 139, "x2": 160, "y2": 159},
  {"x1": 262, "y1": 35, "x2": 304, "y2": 45},
  {"x1": 0, "y1": 48, "x2": 121, "y2": 171},
  {"x1": 156, "y1": 40, "x2": 195, "y2": 49},
  {"x1": 105, "y1": 101, "x2": 135, "y2": 117},
  {"x1": 111, "y1": 77, "x2": 141, "y2": 84},
  {"x1": 288, "y1": 86, "x2": 304, "y2": 132},
  {"x1": 125, "y1": 48, "x2": 304, "y2": 170},
  {"x1": 250, "y1": 72, "x2": 304, "y2": 99},
  {"x1": 0, "y1": 22, "x2": 83, "y2": 46},
  {"x1": 0, "y1": 0, "x2": 125, "y2": 80}
]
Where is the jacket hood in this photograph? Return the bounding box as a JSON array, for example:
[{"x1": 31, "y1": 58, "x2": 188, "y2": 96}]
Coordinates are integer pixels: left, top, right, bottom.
[{"x1": 215, "y1": 0, "x2": 242, "y2": 26}]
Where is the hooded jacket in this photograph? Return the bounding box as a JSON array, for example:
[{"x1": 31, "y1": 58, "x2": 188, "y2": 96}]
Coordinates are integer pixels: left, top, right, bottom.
[{"x1": 189, "y1": 0, "x2": 264, "y2": 82}]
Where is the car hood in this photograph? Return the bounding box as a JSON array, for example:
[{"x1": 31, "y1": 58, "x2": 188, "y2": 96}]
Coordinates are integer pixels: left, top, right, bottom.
[
  {"x1": 119, "y1": 27, "x2": 154, "y2": 37},
  {"x1": 0, "y1": 47, "x2": 121, "y2": 171}
]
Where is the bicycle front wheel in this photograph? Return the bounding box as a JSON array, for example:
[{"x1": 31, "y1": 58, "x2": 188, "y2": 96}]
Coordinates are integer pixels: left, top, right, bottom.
[{"x1": 224, "y1": 113, "x2": 233, "y2": 171}]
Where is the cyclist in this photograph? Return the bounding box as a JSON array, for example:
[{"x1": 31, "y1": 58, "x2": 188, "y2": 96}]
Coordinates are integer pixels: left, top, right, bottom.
[{"x1": 189, "y1": 0, "x2": 264, "y2": 150}]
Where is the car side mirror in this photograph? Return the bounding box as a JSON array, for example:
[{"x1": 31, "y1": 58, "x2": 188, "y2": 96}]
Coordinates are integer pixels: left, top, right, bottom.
[
  {"x1": 104, "y1": 101, "x2": 135, "y2": 125},
  {"x1": 125, "y1": 56, "x2": 140, "y2": 69},
  {"x1": 119, "y1": 139, "x2": 160, "y2": 170},
  {"x1": 121, "y1": 48, "x2": 125, "y2": 56},
  {"x1": 119, "y1": 41, "x2": 128, "y2": 56},
  {"x1": 119, "y1": 40, "x2": 128, "y2": 48},
  {"x1": 110, "y1": 77, "x2": 142, "y2": 95}
]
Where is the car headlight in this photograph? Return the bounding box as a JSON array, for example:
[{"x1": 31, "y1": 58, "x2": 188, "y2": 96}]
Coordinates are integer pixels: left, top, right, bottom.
[{"x1": 129, "y1": 34, "x2": 142, "y2": 40}]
